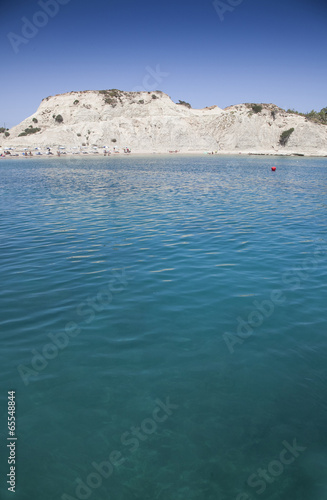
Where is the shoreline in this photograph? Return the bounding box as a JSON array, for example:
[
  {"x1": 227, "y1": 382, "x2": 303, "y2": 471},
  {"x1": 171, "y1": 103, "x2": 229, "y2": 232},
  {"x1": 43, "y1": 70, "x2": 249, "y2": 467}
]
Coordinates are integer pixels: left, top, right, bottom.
[
  {"x1": 1, "y1": 140, "x2": 327, "y2": 160},
  {"x1": 1, "y1": 150, "x2": 327, "y2": 159}
]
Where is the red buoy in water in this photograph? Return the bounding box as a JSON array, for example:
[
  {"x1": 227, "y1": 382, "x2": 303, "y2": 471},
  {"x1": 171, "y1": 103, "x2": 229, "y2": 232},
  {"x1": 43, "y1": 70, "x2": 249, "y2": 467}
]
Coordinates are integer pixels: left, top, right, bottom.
[{"x1": 271, "y1": 166, "x2": 276, "y2": 171}]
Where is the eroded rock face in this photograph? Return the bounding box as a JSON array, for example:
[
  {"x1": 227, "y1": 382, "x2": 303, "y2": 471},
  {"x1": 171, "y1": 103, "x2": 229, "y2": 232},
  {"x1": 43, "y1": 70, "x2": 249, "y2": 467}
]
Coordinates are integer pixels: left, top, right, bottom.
[{"x1": 4, "y1": 90, "x2": 327, "y2": 155}]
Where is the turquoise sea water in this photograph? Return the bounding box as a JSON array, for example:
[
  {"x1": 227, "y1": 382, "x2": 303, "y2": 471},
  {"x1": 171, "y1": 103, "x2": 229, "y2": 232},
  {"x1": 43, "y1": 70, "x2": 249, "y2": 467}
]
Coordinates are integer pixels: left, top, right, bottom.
[{"x1": 0, "y1": 155, "x2": 327, "y2": 500}]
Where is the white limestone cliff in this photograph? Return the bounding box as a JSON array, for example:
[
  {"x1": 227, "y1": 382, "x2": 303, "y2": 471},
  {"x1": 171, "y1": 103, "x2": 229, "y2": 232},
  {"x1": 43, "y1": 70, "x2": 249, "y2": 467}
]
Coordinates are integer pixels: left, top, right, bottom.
[{"x1": 3, "y1": 90, "x2": 327, "y2": 155}]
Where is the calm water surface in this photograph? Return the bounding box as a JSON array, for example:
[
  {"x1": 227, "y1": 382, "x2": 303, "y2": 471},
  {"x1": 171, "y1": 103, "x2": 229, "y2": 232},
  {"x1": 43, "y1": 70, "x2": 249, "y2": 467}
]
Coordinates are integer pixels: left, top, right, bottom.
[{"x1": 0, "y1": 156, "x2": 326, "y2": 500}]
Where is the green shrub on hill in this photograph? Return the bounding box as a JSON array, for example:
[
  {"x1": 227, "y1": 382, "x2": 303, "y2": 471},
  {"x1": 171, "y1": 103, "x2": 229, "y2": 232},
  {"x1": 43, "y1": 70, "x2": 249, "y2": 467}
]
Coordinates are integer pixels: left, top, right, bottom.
[
  {"x1": 177, "y1": 100, "x2": 191, "y2": 109},
  {"x1": 286, "y1": 107, "x2": 327, "y2": 125},
  {"x1": 100, "y1": 89, "x2": 122, "y2": 107},
  {"x1": 18, "y1": 127, "x2": 41, "y2": 137},
  {"x1": 251, "y1": 104, "x2": 262, "y2": 114},
  {"x1": 55, "y1": 115, "x2": 63, "y2": 123},
  {"x1": 108, "y1": 89, "x2": 121, "y2": 98},
  {"x1": 279, "y1": 128, "x2": 294, "y2": 146}
]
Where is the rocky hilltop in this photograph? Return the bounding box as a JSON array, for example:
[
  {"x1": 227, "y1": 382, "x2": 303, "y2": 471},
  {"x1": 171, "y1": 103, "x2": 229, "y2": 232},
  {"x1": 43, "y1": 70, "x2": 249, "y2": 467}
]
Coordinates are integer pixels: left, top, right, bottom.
[{"x1": 2, "y1": 90, "x2": 327, "y2": 155}]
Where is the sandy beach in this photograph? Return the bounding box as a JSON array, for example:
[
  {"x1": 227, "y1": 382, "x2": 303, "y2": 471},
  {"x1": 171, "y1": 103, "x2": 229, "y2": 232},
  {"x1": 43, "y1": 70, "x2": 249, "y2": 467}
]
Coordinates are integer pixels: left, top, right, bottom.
[{"x1": 1, "y1": 147, "x2": 326, "y2": 158}]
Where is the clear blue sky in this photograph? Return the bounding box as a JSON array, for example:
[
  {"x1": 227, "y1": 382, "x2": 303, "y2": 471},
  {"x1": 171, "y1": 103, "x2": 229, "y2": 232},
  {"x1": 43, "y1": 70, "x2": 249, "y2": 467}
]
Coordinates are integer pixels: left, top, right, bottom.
[{"x1": 1, "y1": 0, "x2": 326, "y2": 128}]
